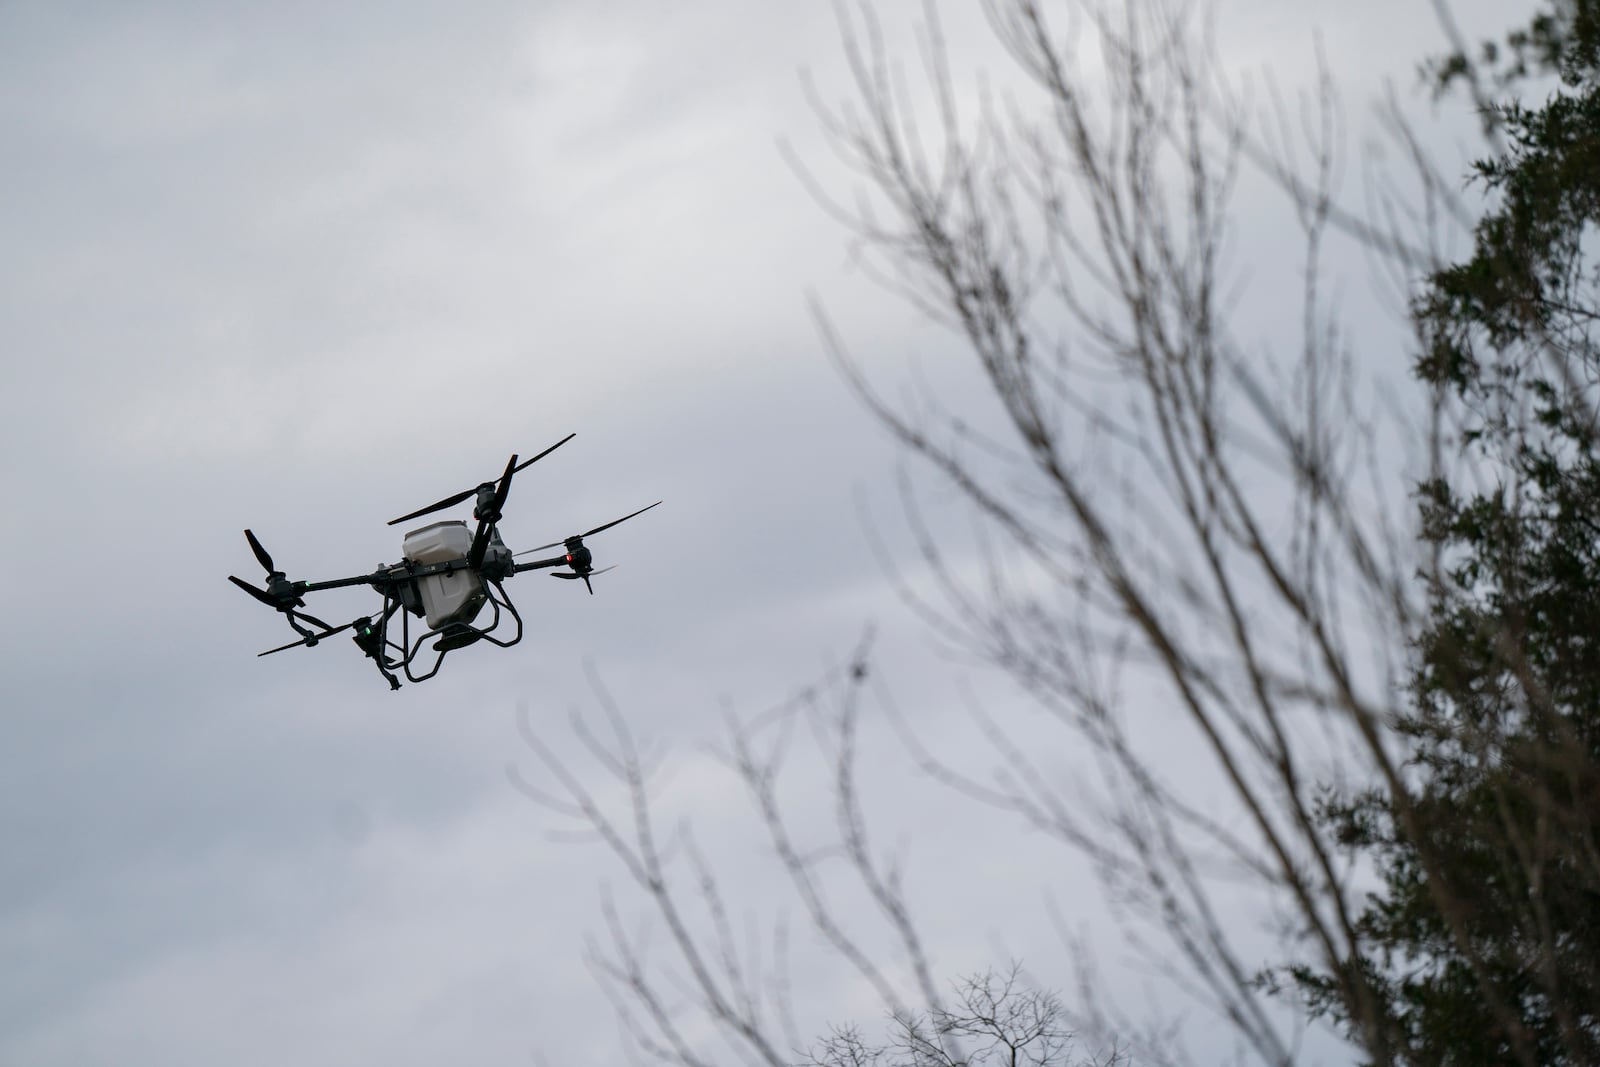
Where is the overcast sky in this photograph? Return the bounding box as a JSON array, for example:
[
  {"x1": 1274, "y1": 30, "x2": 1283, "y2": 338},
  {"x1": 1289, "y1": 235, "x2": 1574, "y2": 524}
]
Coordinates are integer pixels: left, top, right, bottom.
[{"x1": 1, "y1": 2, "x2": 1520, "y2": 1064}]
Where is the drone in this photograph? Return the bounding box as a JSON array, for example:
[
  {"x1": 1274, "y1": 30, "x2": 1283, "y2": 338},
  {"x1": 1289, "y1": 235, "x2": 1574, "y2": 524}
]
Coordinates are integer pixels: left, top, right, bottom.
[{"x1": 228, "y1": 434, "x2": 659, "y2": 690}]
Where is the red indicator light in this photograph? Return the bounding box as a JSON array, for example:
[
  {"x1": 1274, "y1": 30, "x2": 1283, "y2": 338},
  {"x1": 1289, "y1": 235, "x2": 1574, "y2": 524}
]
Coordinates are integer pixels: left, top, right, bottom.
[{"x1": 565, "y1": 553, "x2": 572, "y2": 562}]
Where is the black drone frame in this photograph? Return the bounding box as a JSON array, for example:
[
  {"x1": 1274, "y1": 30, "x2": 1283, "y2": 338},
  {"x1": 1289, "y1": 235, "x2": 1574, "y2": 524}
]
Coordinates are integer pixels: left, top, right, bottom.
[{"x1": 229, "y1": 436, "x2": 659, "y2": 690}]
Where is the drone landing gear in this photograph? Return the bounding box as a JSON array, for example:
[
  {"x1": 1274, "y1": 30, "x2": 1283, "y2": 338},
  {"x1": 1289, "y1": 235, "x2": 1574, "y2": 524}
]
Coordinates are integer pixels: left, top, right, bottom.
[{"x1": 381, "y1": 580, "x2": 523, "y2": 687}]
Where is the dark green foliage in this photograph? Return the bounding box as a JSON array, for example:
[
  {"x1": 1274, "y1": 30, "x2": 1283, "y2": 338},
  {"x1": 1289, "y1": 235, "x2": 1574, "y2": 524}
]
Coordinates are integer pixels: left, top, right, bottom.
[
  {"x1": 1425, "y1": 0, "x2": 1600, "y2": 101},
  {"x1": 1289, "y1": 5, "x2": 1600, "y2": 1063},
  {"x1": 1419, "y1": 5, "x2": 1600, "y2": 389}
]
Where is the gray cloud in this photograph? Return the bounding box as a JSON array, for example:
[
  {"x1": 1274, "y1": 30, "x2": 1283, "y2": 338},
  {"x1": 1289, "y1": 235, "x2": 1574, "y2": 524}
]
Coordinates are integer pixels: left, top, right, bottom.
[{"x1": 0, "y1": 1, "x2": 1523, "y2": 1063}]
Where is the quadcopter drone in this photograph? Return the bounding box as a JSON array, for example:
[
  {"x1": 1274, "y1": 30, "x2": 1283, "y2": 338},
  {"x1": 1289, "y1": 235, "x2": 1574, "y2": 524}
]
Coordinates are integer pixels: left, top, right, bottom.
[{"x1": 228, "y1": 434, "x2": 659, "y2": 690}]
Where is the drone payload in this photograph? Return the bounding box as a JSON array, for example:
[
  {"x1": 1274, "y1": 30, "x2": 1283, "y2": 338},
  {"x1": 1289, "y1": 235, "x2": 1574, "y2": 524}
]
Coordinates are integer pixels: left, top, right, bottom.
[
  {"x1": 403, "y1": 521, "x2": 487, "y2": 629},
  {"x1": 228, "y1": 434, "x2": 659, "y2": 690}
]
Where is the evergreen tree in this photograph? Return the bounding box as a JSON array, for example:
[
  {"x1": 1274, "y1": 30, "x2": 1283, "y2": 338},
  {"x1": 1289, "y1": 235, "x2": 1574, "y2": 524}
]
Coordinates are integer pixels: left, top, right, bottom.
[{"x1": 1291, "y1": 4, "x2": 1600, "y2": 1063}]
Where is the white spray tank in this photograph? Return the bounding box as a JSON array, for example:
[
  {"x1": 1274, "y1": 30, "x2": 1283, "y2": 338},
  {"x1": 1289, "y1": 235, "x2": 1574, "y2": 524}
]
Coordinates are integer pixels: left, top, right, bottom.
[{"x1": 401, "y1": 520, "x2": 487, "y2": 629}]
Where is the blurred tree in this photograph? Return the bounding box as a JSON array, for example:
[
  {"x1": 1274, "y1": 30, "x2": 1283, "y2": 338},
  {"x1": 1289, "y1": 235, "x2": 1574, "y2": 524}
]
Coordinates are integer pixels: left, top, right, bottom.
[
  {"x1": 803, "y1": 967, "x2": 1124, "y2": 1067},
  {"x1": 520, "y1": 1, "x2": 1600, "y2": 1064}
]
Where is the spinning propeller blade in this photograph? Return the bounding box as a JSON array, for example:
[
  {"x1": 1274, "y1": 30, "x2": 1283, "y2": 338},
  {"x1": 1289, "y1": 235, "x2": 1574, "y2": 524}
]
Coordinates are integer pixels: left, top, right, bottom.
[
  {"x1": 256, "y1": 617, "x2": 363, "y2": 657},
  {"x1": 387, "y1": 434, "x2": 575, "y2": 526},
  {"x1": 577, "y1": 500, "x2": 661, "y2": 540},
  {"x1": 510, "y1": 432, "x2": 575, "y2": 475},
  {"x1": 552, "y1": 565, "x2": 615, "y2": 595},
  {"x1": 523, "y1": 501, "x2": 663, "y2": 554},
  {"x1": 551, "y1": 566, "x2": 616, "y2": 579},
  {"x1": 387, "y1": 487, "x2": 477, "y2": 527}
]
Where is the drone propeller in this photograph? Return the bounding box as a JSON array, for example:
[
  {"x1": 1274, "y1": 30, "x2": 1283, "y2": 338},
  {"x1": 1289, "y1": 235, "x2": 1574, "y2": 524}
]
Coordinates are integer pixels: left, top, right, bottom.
[
  {"x1": 256, "y1": 616, "x2": 365, "y2": 657},
  {"x1": 552, "y1": 566, "x2": 616, "y2": 579},
  {"x1": 517, "y1": 501, "x2": 659, "y2": 595},
  {"x1": 552, "y1": 565, "x2": 616, "y2": 595},
  {"x1": 230, "y1": 529, "x2": 304, "y2": 608},
  {"x1": 518, "y1": 501, "x2": 663, "y2": 555},
  {"x1": 387, "y1": 433, "x2": 575, "y2": 526},
  {"x1": 468, "y1": 451, "x2": 519, "y2": 571},
  {"x1": 229, "y1": 574, "x2": 283, "y2": 609},
  {"x1": 245, "y1": 528, "x2": 276, "y2": 573}
]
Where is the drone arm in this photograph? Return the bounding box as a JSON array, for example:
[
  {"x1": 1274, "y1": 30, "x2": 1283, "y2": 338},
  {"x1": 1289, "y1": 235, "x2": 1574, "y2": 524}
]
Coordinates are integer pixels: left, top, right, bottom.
[
  {"x1": 285, "y1": 612, "x2": 321, "y2": 642},
  {"x1": 512, "y1": 555, "x2": 571, "y2": 574},
  {"x1": 298, "y1": 551, "x2": 490, "y2": 595},
  {"x1": 295, "y1": 571, "x2": 392, "y2": 594}
]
